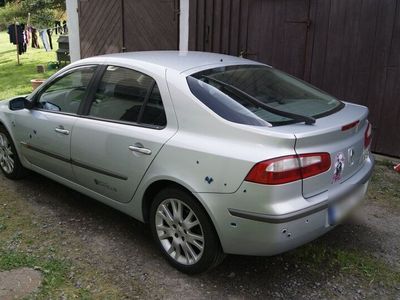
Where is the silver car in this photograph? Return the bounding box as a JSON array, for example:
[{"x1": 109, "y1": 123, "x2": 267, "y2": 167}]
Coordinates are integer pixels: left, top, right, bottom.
[{"x1": 0, "y1": 52, "x2": 374, "y2": 274}]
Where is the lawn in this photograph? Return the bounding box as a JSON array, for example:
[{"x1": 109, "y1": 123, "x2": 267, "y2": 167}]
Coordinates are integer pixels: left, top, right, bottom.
[{"x1": 0, "y1": 31, "x2": 59, "y2": 100}]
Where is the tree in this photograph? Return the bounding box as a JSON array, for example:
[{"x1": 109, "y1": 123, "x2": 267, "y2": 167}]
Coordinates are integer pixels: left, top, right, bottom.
[{"x1": 0, "y1": 0, "x2": 65, "y2": 29}]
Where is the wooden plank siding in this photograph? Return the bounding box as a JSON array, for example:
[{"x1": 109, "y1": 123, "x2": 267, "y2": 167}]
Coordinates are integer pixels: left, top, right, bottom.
[
  {"x1": 189, "y1": 0, "x2": 400, "y2": 157},
  {"x1": 188, "y1": 0, "x2": 250, "y2": 56},
  {"x1": 78, "y1": 0, "x2": 123, "y2": 58},
  {"x1": 123, "y1": 0, "x2": 179, "y2": 51},
  {"x1": 78, "y1": 0, "x2": 179, "y2": 58}
]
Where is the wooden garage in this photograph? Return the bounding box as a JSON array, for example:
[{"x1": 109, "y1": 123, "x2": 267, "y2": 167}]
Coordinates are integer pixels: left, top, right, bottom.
[{"x1": 73, "y1": 0, "x2": 400, "y2": 158}]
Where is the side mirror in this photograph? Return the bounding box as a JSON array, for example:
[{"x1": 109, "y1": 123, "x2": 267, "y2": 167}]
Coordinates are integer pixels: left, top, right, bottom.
[{"x1": 9, "y1": 97, "x2": 33, "y2": 111}]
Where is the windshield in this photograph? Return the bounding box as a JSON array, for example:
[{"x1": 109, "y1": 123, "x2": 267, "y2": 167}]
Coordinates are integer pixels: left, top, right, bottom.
[{"x1": 187, "y1": 65, "x2": 343, "y2": 126}]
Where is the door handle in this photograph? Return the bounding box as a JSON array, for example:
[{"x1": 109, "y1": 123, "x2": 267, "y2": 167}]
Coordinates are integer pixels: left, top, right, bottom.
[
  {"x1": 55, "y1": 127, "x2": 70, "y2": 135},
  {"x1": 128, "y1": 145, "x2": 152, "y2": 155}
]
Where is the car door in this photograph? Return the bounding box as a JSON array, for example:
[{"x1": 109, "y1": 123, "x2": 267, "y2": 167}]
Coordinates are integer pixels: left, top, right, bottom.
[
  {"x1": 70, "y1": 65, "x2": 177, "y2": 203},
  {"x1": 13, "y1": 66, "x2": 97, "y2": 181}
]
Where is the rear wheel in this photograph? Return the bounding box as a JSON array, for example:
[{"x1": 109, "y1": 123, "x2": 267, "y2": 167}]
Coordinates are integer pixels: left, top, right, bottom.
[
  {"x1": 150, "y1": 187, "x2": 225, "y2": 274},
  {"x1": 0, "y1": 126, "x2": 28, "y2": 179}
]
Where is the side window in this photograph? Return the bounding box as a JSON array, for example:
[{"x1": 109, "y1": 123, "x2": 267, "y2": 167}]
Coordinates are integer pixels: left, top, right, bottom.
[
  {"x1": 36, "y1": 66, "x2": 96, "y2": 114},
  {"x1": 141, "y1": 85, "x2": 167, "y2": 127},
  {"x1": 89, "y1": 66, "x2": 166, "y2": 127}
]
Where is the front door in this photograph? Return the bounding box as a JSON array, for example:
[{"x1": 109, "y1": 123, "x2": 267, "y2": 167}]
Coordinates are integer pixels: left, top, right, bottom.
[
  {"x1": 13, "y1": 66, "x2": 97, "y2": 181},
  {"x1": 71, "y1": 66, "x2": 176, "y2": 203}
]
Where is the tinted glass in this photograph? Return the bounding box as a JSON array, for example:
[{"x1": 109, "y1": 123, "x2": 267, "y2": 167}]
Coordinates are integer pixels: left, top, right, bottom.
[
  {"x1": 141, "y1": 85, "x2": 166, "y2": 127},
  {"x1": 188, "y1": 65, "x2": 343, "y2": 126},
  {"x1": 37, "y1": 66, "x2": 96, "y2": 114},
  {"x1": 89, "y1": 66, "x2": 157, "y2": 124}
]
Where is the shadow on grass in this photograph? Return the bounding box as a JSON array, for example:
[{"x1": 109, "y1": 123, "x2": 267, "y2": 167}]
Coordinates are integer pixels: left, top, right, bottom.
[{"x1": 0, "y1": 49, "x2": 17, "y2": 56}]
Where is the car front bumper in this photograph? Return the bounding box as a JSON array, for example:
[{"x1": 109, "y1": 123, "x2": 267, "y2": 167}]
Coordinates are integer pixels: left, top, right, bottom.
[{"x1": 196, "y1": 154, "x2": 374, "y2": 256}]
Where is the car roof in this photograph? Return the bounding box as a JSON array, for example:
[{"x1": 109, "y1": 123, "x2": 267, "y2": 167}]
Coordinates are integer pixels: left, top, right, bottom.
[{"x1": 77, "y1": 51, "x2": 262, "y2": 73}]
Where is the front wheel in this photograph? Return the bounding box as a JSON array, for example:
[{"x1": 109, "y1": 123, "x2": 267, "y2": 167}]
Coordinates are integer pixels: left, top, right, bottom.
[
  {"x1": 0, "y1": 126, "x2": 28, "y2": 179},
  {"x1": 150, "y1": 188, "x2": 225, "y2": 274}
]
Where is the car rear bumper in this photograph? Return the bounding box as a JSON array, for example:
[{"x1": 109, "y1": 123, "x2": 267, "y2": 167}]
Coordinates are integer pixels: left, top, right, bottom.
[{"x1": 196, "y1": 154, "x2": 374, "y2": 256}]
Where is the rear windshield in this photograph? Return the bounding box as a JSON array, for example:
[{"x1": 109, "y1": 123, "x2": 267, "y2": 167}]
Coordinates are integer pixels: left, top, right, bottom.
[{"x1": 187, "y1": 65, "x2": 343, "y2": 126}]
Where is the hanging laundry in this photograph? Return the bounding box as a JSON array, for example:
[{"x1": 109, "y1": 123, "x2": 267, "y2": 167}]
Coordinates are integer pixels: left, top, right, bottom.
[
  {"x1": 62, "y1": 21, "x2": 68, "y2": 34},
  {"x1": 46, "y1": 29, "x2": 53, "y2": 50},
  {"x1": 54, "y1": 21, "x2": 62, "y2": 34},
  {"x1": 25, "y1": 26, "x2": 31, "y2": 48},
  {"x1": 7, "y1": 23, "x2": 27, "y2": 54},
  {"x1": 31, "y1": 27, "x2": 40, "y2": 48},
  {"x1": 39, "y1": 30, "x2": 51, "y2": 51}
]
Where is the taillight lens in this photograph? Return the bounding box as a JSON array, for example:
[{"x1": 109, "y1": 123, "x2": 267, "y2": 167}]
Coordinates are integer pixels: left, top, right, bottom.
[
  {"x1": 245, "y1": 153, "x2": 331, "y2": 185},
  {"x1": 364, "y1": 122, "x2": 372, "y2": 148}
]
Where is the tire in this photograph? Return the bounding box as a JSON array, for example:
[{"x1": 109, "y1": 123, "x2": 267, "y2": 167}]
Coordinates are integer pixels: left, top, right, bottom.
[
  {"x1": 0, "y1": 125, "x2": 28, "y2": 179},
  {"x1": 150, "y1": 187, "x2": 225, "y2": 274}
]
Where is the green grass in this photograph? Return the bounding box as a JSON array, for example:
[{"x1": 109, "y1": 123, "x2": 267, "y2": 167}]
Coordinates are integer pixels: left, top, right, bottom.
[
  {"x1": 0, "y1": 185, "x2": 129, "y2": 298},
  {"x1": 0, "y1": 31, "x2": 59, "y2": 100},
  {"x1": 370, "y1": 160, "x2": 400, "y2": 209},
  {"x1": 0, "y1": 249, "x2": 74, "y2": 298},
  {"x1": 289, "y1": 242, "x2": 400, "y2": 287}
]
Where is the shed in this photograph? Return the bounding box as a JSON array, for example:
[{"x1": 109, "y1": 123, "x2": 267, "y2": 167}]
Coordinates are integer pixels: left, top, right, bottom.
[{"x1": 66, "y1": 0, "x2": 400, "y2": 158}]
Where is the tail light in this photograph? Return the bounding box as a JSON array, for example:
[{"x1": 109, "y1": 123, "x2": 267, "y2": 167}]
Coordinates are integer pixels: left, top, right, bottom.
[
  {"x1": 364, "y1": 122, "x2": 372, "y2": 148},
  {"x1": 245, "y1": 153, "x2": 331, "y2": 185}
]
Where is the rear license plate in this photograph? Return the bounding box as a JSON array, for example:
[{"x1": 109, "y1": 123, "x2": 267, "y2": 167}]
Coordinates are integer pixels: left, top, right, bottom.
[{"x1": 328, "y1": 182, "x2": 368, "y2": 226}]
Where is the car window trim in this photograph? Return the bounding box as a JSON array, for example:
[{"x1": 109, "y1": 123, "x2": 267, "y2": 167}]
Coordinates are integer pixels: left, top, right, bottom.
[
  {"x1": 137, "y1": 80, "x2": 156, "y2": 123},
  {"x1": 80, "y1": 65, "x2": 107, "y2": 115},
  {"x1": 78, "y1": 115, "x2": 166, "y2": 130},
  {"x1": 31, "y1": 64, "x2": 100, "y2": 116}
]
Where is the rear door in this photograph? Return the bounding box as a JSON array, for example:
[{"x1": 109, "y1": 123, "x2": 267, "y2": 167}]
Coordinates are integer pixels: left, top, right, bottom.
[
  {"x1": 70, "y1": 65, "x2": 177, "y2": 203},
  {"x1": 292, "y1": 103, "x2": 370, "y2": 198}
]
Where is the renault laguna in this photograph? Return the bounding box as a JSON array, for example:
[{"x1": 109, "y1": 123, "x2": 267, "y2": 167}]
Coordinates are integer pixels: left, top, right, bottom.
[{"x1": 0, "y1": 52, "x2": 374, "y2": 274}]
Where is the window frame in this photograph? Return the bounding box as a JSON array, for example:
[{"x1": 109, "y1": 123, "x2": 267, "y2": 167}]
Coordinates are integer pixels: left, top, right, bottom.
[
  {"x1": 31, "y1": 65, "x2": 100, "y2": 116},
  {"x1": 80, "y1": 65, "x2": 167, "y2": 130}
]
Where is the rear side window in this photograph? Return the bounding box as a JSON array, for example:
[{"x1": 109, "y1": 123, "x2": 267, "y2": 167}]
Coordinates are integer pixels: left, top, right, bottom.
[
  {"x1": 89, "y1": 66, "x2": 166, "y2": 127},
  {"x1": 187, "y1": 65, "x2": 343, "y2": 126}
]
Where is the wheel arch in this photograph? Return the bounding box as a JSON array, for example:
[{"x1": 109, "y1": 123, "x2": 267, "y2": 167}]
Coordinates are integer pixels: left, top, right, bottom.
[
  {"x1": 142, "y1": 179, "x2": 196, "y2": 223},
  {"x1": 141, "y1": 179, "x2": 223, "y2": 247},
  {"x1": 0, "y1": 118, "x2": 24, "y2": 161}
]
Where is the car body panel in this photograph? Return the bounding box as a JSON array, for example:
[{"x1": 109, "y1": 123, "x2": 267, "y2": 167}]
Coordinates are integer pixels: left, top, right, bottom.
[
  {"x1": 7, "y1": 109, "x2": 76, "y2": 181},
  {"x1": 0, "y1": 51, "x2": 375, "y2": 258},
  {"x1": 71, "y1": 117, "x2": 176, "y2": 203},
  {"x1": 271, "y1": 102, "x2": 370, "y2": 198}
]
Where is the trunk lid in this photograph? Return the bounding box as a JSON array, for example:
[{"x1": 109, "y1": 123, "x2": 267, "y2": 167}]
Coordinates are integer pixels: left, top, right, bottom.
[{"x1": 272, "y1": 102, "x2": 369, "y2": 199}]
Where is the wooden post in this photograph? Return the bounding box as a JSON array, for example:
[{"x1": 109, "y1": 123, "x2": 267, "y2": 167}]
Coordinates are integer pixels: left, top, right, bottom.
[{"x1": 14, "y1": 19, "x2": 20, "y2": 65}]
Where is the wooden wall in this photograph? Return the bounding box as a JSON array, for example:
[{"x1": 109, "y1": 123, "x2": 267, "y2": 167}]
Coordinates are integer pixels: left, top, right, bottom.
[
  {"x1": 190, "y1": 0, "x2": 400, "y2": 157},
  {"x1": 78, "y1": 0, "x2": 178, "y2": 57}
]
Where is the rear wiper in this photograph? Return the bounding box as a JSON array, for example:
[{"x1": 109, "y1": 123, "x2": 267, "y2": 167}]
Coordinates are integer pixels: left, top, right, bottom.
[{"x1": 202, "y1": 76, "x2": 316, "y2": 125}]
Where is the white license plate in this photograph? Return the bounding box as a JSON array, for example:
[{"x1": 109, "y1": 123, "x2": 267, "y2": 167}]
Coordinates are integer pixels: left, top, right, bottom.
[{"x1": 328, "y1": 182, "x2": 368, "y2": 225}]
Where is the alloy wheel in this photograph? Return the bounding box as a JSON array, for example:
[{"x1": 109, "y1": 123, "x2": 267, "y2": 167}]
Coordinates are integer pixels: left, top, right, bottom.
[
  {"x1": 155, "y1": 198, "x2": 205, "y2": 265},
  {"x1": 0, "y1": 133, "x2": 14, "y2": 174}
]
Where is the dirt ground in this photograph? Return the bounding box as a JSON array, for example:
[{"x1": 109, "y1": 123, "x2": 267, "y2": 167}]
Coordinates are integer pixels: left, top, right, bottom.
[{"x1": 0, "y1": 159, "x2": 399, "y2": 299}]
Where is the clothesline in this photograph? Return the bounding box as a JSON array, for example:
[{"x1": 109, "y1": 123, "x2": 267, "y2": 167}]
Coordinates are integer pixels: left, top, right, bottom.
[
  {"x1": 7, "y1": 21, "x2": 68, "y2": 58},
  {"x1": 7, "y1": 13, "x2": 68, "y2": 64}
]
